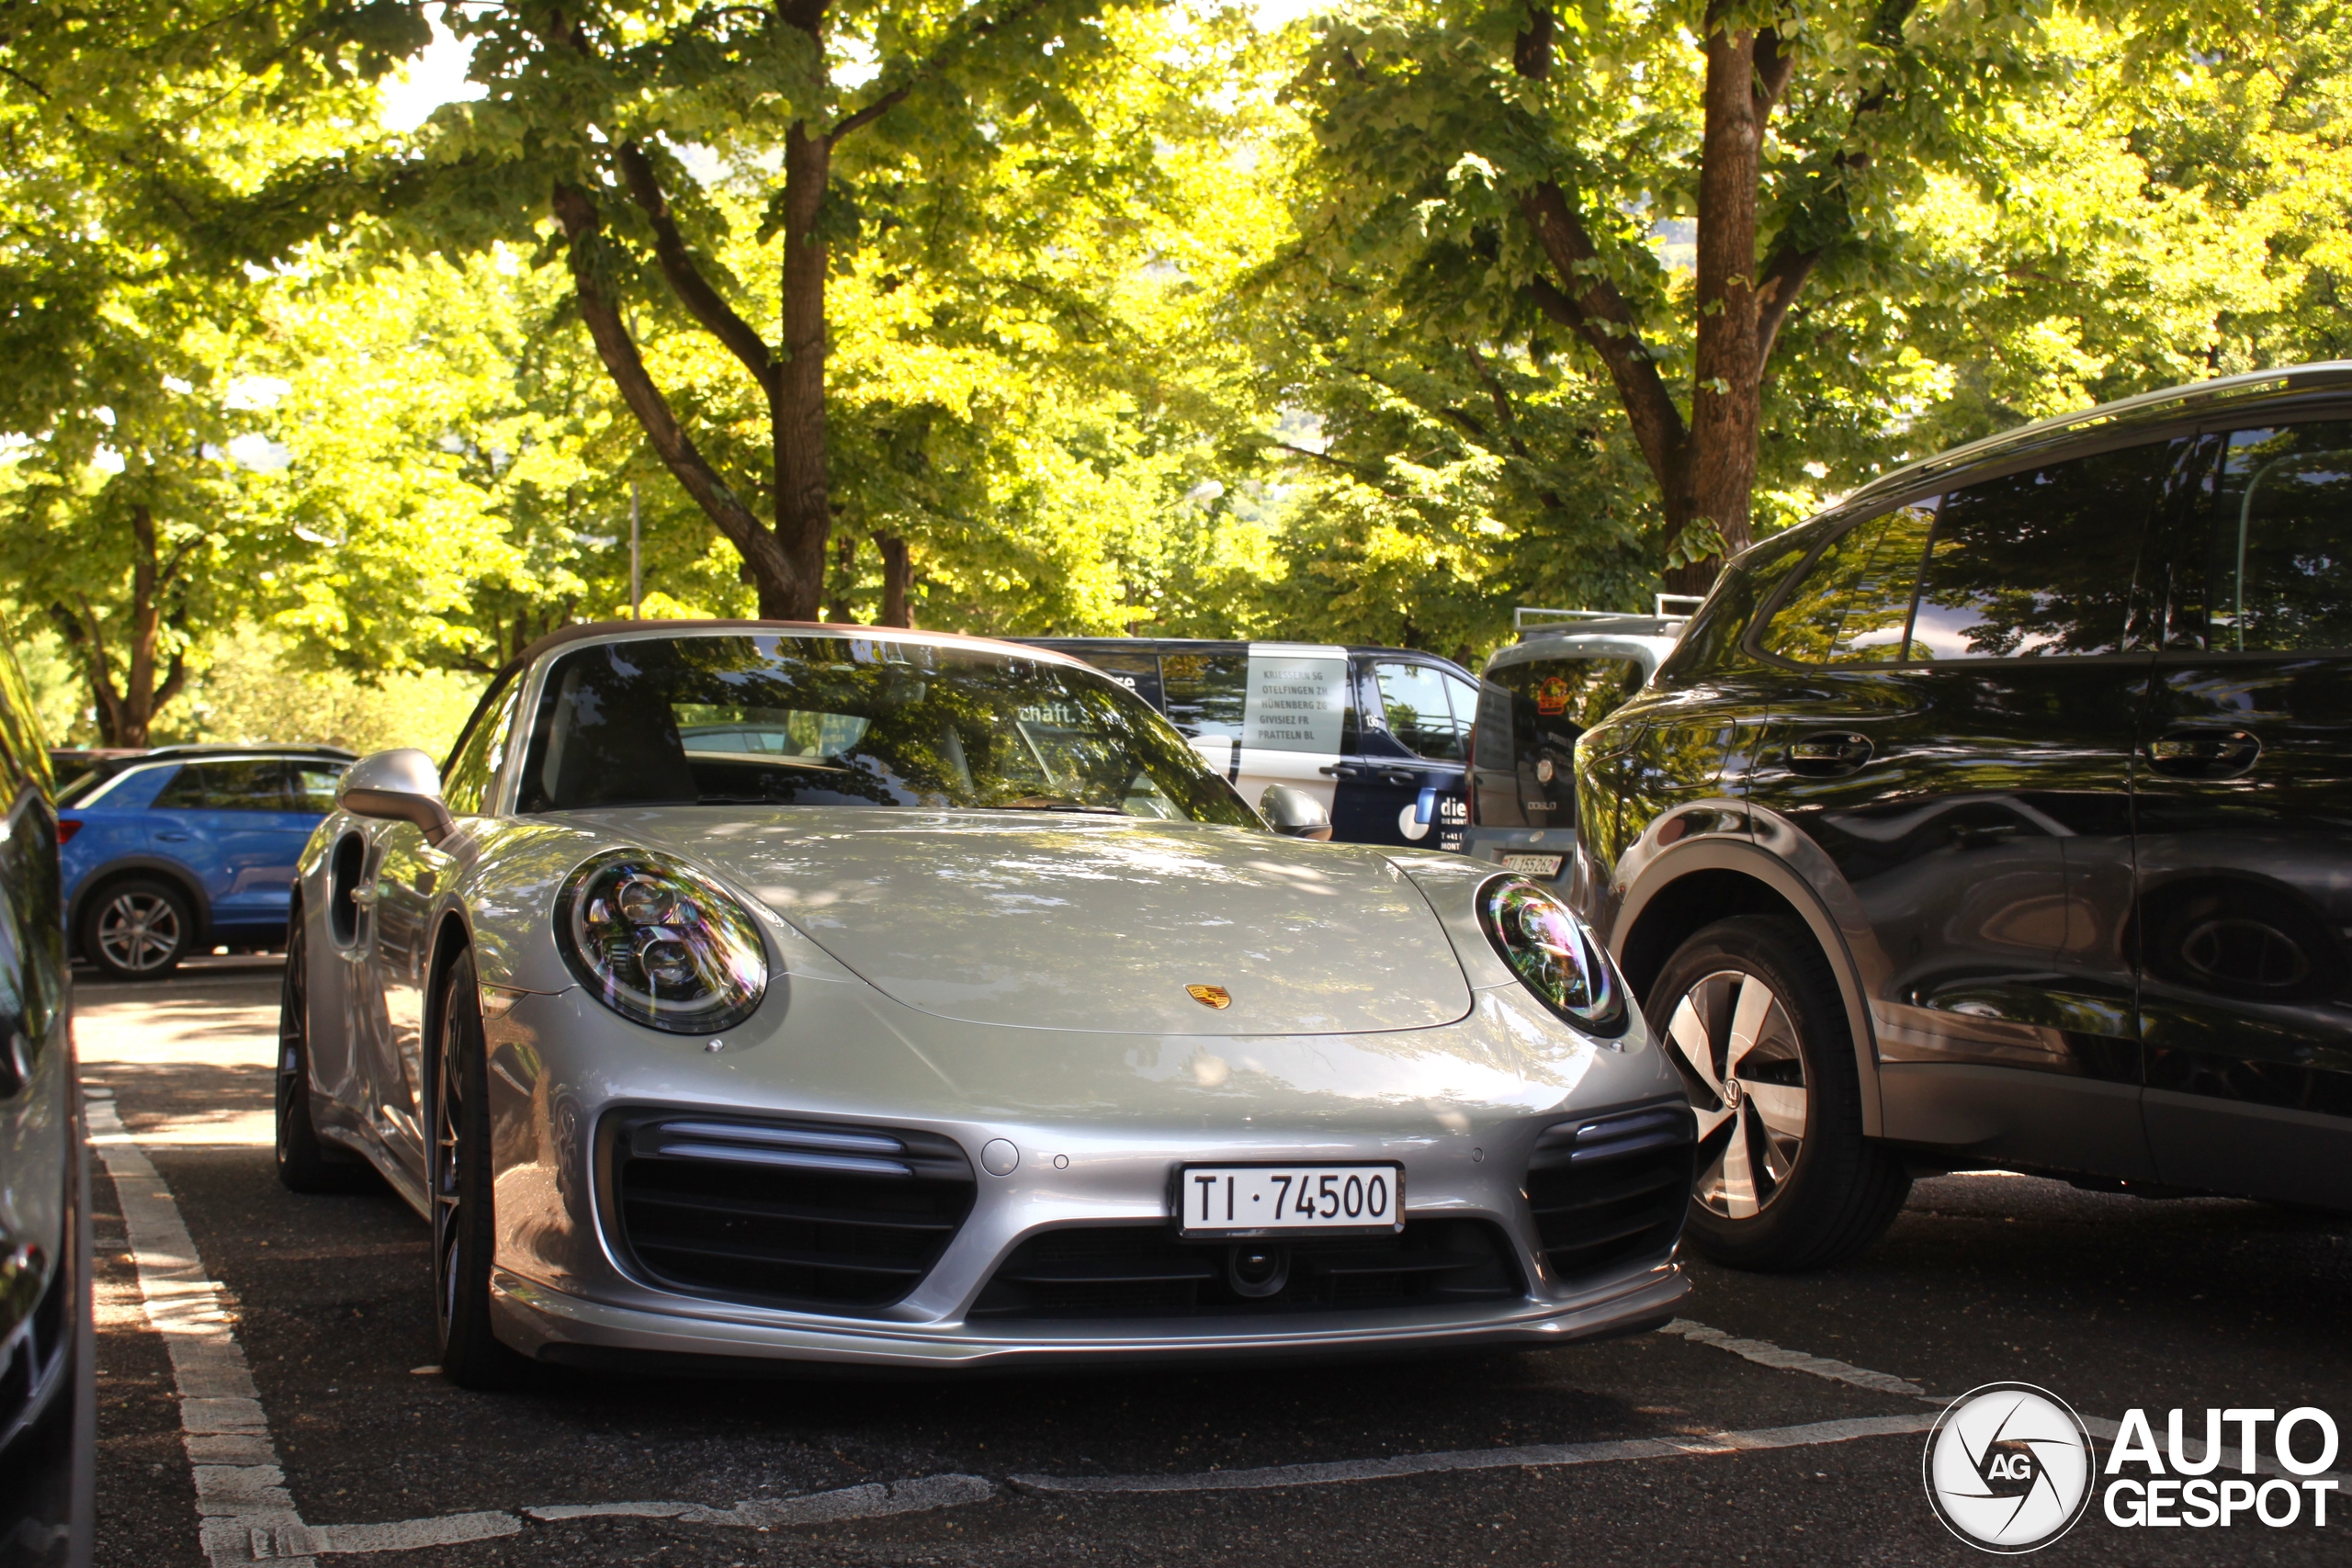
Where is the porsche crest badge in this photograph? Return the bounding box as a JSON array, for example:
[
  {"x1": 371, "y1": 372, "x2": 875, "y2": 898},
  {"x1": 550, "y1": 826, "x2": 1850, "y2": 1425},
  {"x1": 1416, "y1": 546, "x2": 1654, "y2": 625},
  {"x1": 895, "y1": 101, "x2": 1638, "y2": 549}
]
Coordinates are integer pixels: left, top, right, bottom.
[{"x1": 1186, "y1": 984, "x2": 1232, "y2": 1010}]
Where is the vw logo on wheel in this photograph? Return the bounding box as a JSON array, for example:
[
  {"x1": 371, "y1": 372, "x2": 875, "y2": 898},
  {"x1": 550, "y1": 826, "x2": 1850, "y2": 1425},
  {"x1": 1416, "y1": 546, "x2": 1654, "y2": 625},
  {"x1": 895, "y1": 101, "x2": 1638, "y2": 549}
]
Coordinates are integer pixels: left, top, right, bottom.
[{"x1": 1923, "y1": 1382, "x2": 2095, "y2": 1553}]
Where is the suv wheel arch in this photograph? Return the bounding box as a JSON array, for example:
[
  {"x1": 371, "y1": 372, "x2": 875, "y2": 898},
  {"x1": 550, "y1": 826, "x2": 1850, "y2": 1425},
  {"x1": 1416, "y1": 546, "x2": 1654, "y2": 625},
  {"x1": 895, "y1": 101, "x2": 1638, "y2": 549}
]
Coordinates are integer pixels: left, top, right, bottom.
[
  {"x1": 68, "y1": 860, "x2": 211, "y2": 957},
  {"x1": 1611, "y1": 845, "x2": 1883, "y2": 1139}
]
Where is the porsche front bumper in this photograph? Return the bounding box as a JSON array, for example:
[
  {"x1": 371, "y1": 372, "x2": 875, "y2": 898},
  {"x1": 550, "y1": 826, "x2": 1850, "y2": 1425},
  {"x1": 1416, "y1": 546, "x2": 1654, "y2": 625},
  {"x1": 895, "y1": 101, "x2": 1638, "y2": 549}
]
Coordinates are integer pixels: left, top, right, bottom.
[{"x1": 479, "y1": 981, "x2": 1693, "y2": 1371}]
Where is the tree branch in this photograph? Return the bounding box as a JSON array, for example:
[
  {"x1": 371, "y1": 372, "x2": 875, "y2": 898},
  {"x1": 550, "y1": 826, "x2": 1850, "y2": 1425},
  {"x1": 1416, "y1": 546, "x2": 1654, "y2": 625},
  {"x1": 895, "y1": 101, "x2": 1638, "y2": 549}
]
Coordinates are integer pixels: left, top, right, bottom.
[
  {"x1": 1462, "y1": 343, "x2": 1532, "y2": 461},
  {"x1": 615, "y1": 141, "x2": 777, "y2": 392},
  {"x1": 826, "y1": 0, "x2": 1061, "y2": 144},
  {"x1": 1516, "y1": 185, "x2": 1686, "y2": 482},
  {"x1": 1512, "y1": 3, "x2": 1555, "y2": 78},
  {"x1": 828, "y1": 84, "x2": 911, "y2": 143},
  {"x1": 552, "y1": 181, "x2": 797, "y2": 595},
  {"x1": 1752, "y1": 24, "x2": 1795, "y2": 123},
  {"x1": 1265, "y1": 438, "x2": 1386, "y2": 482},
  {"x1": 152, "y1": 648, "x2": 187, "y2": 714},
  {"x1": 1755, "y1": 244, "x2": 1821, "y2": 370}
]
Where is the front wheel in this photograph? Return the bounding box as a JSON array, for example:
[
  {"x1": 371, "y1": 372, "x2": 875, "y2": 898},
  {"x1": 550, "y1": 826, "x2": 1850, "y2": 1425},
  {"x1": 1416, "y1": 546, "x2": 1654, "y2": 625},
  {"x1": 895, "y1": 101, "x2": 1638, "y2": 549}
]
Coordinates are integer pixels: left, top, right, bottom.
[
  {"x1": 81, "y1": 878, "x2": 195, "y2": 981},
  {"x1": 431, "y1": 949, "x2": 527, "y2": 1389},
  {"x1": 1649, "y1": 917, "x2": 1910, "y2": 1271}
]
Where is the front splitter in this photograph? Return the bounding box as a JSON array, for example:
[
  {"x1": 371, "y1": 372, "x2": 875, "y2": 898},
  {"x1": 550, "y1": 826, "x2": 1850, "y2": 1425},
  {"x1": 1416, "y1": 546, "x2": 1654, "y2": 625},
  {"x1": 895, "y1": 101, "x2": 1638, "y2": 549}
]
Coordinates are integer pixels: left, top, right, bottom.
[{"x1": 488, "y1": 1266, "x2": 1689, "y2": 1373}]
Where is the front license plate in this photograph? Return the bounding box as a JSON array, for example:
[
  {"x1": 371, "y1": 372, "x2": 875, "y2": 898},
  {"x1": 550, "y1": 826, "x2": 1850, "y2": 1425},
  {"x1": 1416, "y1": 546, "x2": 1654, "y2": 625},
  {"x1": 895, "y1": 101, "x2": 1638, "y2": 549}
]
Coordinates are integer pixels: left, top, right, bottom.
[{"x1": 1177, "y1": 1165, "x2": 1403, "y2": 1237}]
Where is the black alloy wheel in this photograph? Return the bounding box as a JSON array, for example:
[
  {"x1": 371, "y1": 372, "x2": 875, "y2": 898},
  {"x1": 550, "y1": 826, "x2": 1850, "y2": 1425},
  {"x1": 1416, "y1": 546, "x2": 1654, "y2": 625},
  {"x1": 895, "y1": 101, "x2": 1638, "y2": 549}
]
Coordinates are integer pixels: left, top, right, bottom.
[
  {"x1": 82, "y1": 876, "x2": 195, "y2": 981},
  {"x1": 431, "y1": 948, "x2": 527, "y2": 1388},
  {"x1": 276, "y1": 917, "x2": 364, "y2": 1193},
  {"x1": 1648, "y1": 916, "x2": 1911, "y2": 1271}
]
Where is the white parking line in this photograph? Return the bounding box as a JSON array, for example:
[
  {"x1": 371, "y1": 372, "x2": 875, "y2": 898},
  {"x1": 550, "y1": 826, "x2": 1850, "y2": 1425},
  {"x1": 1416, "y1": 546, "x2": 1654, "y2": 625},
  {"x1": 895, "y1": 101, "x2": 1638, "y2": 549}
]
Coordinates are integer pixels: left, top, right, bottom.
[
  {"x1": 85, "y1": 1088, "x2": 386, "y2": 1567},
  {"x1": 1011, "y1": 1411, "x2": 1940, "y2": 1495},
  {"x1": 1657, "y1": 1318, "x2": 1930, "y2": 1397},
  {"x1": 524, "y1": 1474, "x2": 996, "y2": 1528},
  {"x1": 85, "y1": 1083, "x2": 990, "y2": 1558}
]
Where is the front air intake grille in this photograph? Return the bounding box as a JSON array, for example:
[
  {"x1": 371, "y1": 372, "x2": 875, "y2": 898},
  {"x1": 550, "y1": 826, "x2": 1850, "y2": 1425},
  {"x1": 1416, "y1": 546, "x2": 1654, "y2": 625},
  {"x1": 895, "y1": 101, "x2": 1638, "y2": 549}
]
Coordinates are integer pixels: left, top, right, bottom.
[
  {"x1": 1524, "y1": 1101, "x2": 1695, "y2": 1283},
  {"x1": 970, "y1": 1219, "x2": 1524, "y2": 1320},
  {"x1": 606, "y1": 1112, "x2": 975, "y2": 1314}
]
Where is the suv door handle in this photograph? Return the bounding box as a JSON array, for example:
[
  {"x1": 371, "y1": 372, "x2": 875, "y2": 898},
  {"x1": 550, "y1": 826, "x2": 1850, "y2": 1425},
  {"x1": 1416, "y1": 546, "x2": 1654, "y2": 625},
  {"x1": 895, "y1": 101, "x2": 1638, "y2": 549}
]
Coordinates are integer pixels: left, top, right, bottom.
[
  {"x1": 1786, "y1": 732, "x2": 1873, "y2": 776},
  {"x1": 2148, "y1": 728, "x2": 2262, "y2": 778},
  {"x1": 1318, "y1": 764, "x2": 1364, "y2": 780},
  {"x1": 153, "y1": 830, "x2": 191, "y2": 842}
]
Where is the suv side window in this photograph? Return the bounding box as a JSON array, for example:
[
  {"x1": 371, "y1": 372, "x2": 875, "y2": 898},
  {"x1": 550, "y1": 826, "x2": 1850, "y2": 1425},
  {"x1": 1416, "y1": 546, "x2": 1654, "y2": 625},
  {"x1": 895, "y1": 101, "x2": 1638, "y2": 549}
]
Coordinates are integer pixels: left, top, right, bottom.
[
  {"x1": 151, "y1": 760, "x2": 289, "y2": 811},
  {"x1": 1760, "y1": 500, "x2": 1938, "y2": 664},
  {"x1": 289, "y1": 762, "x2": 346, "y2": 813},
  {"x1": 1373, "y1": 661, "x2": 1470, "y2": 761},
  {"x1": 2205, "y1": 423, "x2": 2352, "y2": 651},
  {"x1": 1910, "y1": 443, "x2": 2169, "y2": 660}
]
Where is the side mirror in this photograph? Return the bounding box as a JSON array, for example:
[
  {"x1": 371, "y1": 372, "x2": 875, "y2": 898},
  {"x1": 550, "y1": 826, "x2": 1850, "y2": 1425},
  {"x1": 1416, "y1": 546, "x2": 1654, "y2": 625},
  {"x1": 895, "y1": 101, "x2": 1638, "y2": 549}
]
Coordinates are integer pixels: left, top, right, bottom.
[
  {"x1": 340, "y1": 749, "x2": 458, "y2": 848},
  {"x1": 1260, "y1": 784, "x2": 1334, "y2": 841}
]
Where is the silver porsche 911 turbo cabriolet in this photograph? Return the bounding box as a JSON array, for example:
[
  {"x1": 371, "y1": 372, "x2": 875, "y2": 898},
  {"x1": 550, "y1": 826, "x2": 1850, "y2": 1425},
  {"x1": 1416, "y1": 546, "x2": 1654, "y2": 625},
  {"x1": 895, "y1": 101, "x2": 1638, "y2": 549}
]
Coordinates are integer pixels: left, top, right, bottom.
[{"x1": 276, "y1": 621, "x2": 1695, "y2": 1386}]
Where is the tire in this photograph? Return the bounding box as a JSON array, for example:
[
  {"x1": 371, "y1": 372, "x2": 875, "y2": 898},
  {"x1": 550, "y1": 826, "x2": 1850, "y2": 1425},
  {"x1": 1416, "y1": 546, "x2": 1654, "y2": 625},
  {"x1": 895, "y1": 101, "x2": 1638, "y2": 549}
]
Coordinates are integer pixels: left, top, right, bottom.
[
  {"x1": 1648, "y1": 916, "x2": 1911, "y2": 1271},
  {"x1": 80, "y1": 876, "x2": 196, "y2": 980},
  {"x1": 430, "y1": 948, "x2": 528, "y2": 1389},
  {"x1": 276, "y1": 918, "x2": 366, "y2": 1194}
]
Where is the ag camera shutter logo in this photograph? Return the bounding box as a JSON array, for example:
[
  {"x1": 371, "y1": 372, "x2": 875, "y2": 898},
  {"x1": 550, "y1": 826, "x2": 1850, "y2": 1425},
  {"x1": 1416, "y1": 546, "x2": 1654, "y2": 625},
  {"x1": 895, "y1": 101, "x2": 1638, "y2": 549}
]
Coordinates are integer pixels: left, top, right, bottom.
[{"x1": 1924, "y1": 1383, "x2": 2096, "y2": 1552}]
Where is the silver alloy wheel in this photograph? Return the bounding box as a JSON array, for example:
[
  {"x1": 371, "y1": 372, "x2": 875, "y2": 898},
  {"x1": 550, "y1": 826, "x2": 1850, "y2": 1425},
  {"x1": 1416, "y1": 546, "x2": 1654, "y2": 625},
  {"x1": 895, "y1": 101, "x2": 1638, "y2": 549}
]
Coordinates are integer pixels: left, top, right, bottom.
[
  {"x1": 431, "y1": 981, "x2": 469, "y2": 1353},
  {"x1": 96, "y1": 890, "x2": 183, "y2": 973},
  {"x1": 1663, "y1": 968, "x2": 1810, "y2": 1219}
]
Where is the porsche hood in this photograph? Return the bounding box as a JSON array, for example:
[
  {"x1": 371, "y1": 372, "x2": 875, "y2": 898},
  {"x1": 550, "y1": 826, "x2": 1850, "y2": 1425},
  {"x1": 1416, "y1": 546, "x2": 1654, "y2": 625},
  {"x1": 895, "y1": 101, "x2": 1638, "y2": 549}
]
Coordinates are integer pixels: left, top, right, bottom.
[{"x1": 620, "y1": 812, "x2": 1475, "y2": 1036}]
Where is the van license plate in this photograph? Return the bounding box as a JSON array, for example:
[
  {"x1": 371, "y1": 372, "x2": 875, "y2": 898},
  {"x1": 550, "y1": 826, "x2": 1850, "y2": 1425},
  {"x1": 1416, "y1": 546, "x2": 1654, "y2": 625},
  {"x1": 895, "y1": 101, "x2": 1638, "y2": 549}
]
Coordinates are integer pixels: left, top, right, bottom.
[{"x1": 1177, "y1": 1165, "x2": 1402, "y2": 1236}]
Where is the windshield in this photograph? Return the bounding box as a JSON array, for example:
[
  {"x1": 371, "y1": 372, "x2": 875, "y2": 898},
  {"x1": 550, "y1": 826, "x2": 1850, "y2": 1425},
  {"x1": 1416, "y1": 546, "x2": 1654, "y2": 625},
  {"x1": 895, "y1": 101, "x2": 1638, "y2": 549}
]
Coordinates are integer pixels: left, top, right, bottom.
[{"x1": 515, "y1": 634, "x2": 1261, "y2": 827}]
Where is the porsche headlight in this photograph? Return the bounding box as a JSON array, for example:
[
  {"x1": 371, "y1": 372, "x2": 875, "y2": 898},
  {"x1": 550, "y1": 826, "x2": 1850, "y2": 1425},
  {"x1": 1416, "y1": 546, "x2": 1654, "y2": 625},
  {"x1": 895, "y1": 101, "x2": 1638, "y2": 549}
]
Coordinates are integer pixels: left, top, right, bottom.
[
  {"x1": 1477, "y1": 876, "x2": 1625, "y2": 1035},
  {"x1": 556, "y1": 850, "x2": 768, "y2": 1033}
]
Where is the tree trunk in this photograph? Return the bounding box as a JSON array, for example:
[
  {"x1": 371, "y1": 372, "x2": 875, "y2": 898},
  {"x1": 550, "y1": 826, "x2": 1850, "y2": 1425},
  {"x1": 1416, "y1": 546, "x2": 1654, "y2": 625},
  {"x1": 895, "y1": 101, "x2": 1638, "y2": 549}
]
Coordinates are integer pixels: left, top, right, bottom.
[
  {"x1": 826, "y1": 533, "x2": 858, "y2": 622},
  {"x1": 1514, "y1": 4, "x2": 1807, "y2": 596},
  {"x1": 52, "y1": 504, "x2": 187, "y2": 747},
  {"x1": 874, "y1": 533, "x2": 912, "y2": 628},
  {"x1": 1681, "y1": 2, "x2": 1764, "y2": 589},
  {"x1": 775, "y1": 121, "x2": 833, "y2": 622}
]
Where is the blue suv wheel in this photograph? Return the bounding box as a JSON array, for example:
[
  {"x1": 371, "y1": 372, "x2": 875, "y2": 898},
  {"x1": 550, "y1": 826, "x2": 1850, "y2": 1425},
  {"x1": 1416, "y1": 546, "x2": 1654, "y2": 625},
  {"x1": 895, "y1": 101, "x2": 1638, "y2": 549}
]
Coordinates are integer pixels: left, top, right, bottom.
[{"x1": 80, "y1": 875, "x2": 196, "y2": 980}]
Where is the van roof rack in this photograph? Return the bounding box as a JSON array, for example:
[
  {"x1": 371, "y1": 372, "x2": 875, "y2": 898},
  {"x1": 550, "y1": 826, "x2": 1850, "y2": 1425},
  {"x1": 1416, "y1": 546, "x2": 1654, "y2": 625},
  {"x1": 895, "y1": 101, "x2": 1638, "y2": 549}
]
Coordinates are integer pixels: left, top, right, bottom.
[{"x1": 1514, "y1": 595, "x2": 1703, "y2": 633}]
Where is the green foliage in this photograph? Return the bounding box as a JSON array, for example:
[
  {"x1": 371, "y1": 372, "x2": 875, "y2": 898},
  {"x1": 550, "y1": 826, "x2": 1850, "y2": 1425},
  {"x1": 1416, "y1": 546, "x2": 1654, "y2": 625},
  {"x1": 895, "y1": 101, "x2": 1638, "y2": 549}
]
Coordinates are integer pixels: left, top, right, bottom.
[
  {"x1": 1245, "y1": 0, "x2": 2352, "y2": 660},
  {"x1": 178, "y1": 623, "x2": 486, "y2": 756},
  {"x1": 10, "y1": 0, "x2": 2352, "y2": 703}
]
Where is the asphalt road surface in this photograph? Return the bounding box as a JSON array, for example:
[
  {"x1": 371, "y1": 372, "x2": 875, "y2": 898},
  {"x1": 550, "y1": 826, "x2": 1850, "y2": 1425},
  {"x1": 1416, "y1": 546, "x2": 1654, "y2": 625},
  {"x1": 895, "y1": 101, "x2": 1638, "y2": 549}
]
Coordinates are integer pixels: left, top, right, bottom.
[{"x1": 78, "y1": 959, "x2": 2352, "y2": 1567}]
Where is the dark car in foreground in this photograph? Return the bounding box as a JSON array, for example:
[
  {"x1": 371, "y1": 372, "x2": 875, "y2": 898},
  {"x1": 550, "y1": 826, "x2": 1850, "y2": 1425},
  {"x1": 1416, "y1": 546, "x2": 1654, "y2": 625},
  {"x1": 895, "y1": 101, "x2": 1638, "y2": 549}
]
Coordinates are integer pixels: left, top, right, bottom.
[
  {"x1": 1016, "y1": 639, "x2": 1481, "y2": 850},
  {"x1": 1574, "y1": 362, "x2": 2352, "y2": 1269},
  {"x1": 58, "y1": 744, "x2": 354, "y2": 979},
  {"x1": 0, "y1": 650, "x2": 92, "y2": 1567}
]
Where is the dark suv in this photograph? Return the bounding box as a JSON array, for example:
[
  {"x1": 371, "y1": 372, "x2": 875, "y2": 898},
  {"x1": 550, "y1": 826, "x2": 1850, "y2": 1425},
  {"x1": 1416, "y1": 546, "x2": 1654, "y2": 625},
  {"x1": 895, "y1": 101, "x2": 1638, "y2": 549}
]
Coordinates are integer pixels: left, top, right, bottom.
[{"x1": 1574, "y1": 362, "x2": 2352, "y2": 1269}]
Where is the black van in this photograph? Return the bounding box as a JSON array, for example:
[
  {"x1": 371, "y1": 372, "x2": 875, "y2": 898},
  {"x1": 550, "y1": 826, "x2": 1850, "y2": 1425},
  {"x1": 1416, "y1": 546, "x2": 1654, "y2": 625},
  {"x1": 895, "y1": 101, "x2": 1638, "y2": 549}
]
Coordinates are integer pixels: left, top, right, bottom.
[
  {"x1": 1014, "y1": 639, "x2": 1480, "y2": 851},
  {"x1": 1574, "y1": 361, "x2": 2352, "y2": 1271}
]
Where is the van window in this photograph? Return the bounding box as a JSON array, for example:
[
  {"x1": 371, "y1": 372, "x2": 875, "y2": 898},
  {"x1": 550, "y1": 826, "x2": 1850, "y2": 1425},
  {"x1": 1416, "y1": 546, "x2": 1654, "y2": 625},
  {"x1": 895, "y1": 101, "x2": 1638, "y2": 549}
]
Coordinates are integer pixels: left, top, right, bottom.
[
  {"x1": 1761, "y1": 501, "x2": 1938, "y2": 664},
  {"x1": 1374, "y1": 661, "x2": 1473, "y2": 761},
  {"x1": 1910, "y1": 444, "x2": 2166, "y2": 660},
  {"x1": 2207, "y1": 423, "x2": 2352, "y2": 652},
  {"x1": 1476, "y1": 657, "x2": 1644, "y2": 827},
  {"x1": 1081, "y1": 650, "x2": 1164, "y2": 710},
  {"x1": 1243, "y1": 651, "x2": 1351, "y2": 754},
  {"x1": 1159, "y1": 652, "x2": 1248, "y2": 740}
]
